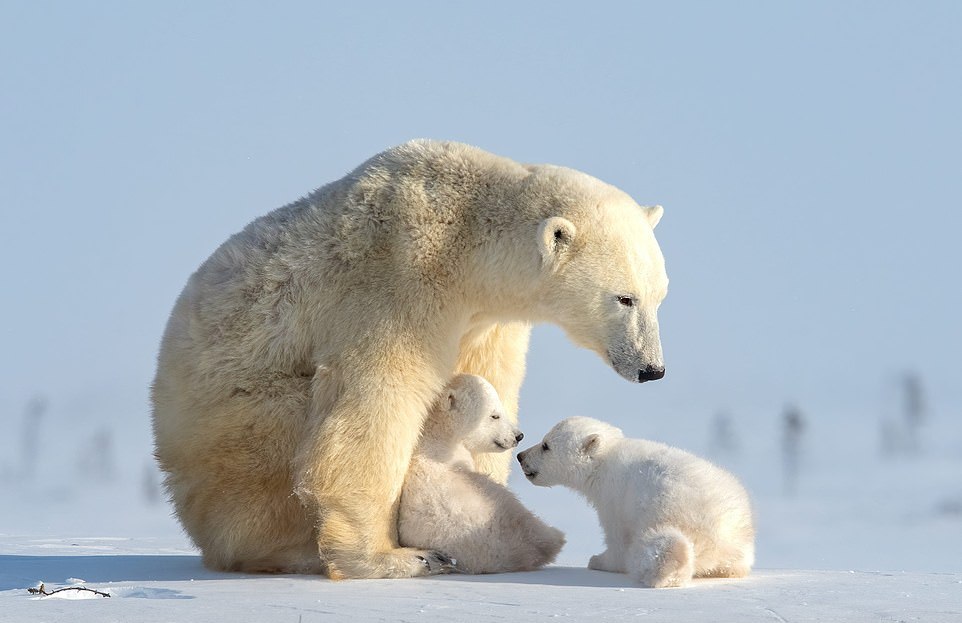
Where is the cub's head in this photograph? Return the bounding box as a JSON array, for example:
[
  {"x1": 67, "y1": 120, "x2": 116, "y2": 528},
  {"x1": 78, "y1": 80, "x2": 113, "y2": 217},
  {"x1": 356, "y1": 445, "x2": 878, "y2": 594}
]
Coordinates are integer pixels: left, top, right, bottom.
[
  {"x1": 435, "y1": 374, "x2": 522, "y2": 453},
  {"x1": 523, "y1": 166, "x2": 668, "y2": 384},
  {"x1": 517, "y1": 416, "x2": 623, "y2": 489}
]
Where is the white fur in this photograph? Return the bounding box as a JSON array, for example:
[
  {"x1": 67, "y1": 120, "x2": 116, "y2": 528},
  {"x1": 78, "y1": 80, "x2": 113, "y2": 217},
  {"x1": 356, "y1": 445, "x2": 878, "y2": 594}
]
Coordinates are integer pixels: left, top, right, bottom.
[
  {"x1": 399, "y1": 375, "x2": 565, "y2": 573},
  {"x1": 518, "y1": 417, "x2": 754, "y2": 587}
]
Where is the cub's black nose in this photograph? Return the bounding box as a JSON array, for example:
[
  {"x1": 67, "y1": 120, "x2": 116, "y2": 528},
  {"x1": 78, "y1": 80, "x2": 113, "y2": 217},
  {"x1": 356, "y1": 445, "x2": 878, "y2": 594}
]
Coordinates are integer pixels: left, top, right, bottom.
[
  {"x1": 515, "y1": 432, "x2": 524, "y2": 442},
  {"x1": 638, "y1": 366, "x2": 666, "y2": 383}
]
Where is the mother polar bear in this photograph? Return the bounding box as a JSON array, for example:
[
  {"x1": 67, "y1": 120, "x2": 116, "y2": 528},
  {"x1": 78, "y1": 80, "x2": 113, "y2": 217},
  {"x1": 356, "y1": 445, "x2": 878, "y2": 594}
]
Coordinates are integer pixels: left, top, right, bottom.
[{"x1": 151, "y1": 140, "x2": 668, "y2": 579}]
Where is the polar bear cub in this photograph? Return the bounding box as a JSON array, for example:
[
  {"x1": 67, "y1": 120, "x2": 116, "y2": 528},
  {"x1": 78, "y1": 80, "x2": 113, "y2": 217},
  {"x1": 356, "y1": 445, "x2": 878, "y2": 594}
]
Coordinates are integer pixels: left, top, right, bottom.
[
  {"x1": 398, "y1": 374, "x2": 565, "y2": 574},
  {"x1": 517, "y1": 416, "x2": 754, "y2": 587}
]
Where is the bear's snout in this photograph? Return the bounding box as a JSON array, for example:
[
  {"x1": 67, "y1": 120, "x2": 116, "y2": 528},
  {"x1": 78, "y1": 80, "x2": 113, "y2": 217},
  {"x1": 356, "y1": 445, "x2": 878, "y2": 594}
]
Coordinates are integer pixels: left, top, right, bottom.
[
  {"x1": 638, "y1": 366, "x2": 666, "y2": 383},
  {"x1": 515, "y1": 432, "x2": 524, "y2": 443}
]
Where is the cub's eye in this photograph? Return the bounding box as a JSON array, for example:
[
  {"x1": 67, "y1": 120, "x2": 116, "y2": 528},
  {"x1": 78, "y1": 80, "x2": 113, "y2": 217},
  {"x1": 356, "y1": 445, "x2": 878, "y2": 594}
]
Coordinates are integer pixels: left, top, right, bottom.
[
  {"x1": 491, "y1": 413, "x2": 500, "y2": 420},
  {"x1": 541, "y1": 442, "x2": 550, "y2": 451},
  {"x1": 617, "y1": 296, "x2": 634, "y2": 307}
]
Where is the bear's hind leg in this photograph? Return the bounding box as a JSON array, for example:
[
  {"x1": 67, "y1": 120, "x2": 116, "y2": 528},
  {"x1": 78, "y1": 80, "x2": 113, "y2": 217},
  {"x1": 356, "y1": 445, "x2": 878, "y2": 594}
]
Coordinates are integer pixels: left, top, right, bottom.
[
  {"x1": 628, "y1": 526, "x2": 695, "y2": 588},
  {"x1": 233, "y1": 543, "x2": 325, "y2": 575}
]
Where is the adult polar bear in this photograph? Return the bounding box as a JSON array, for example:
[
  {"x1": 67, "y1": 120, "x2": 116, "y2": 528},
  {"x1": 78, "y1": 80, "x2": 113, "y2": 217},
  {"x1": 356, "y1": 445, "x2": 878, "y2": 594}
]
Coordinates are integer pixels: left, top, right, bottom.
[{"x1": 151, "y1": 140, "x2": 668, "y2": 579}]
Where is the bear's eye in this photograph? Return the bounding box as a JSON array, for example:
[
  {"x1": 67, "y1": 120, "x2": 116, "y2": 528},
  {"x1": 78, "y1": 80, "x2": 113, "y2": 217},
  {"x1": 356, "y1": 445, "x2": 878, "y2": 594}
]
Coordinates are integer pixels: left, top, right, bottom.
[
  {"x1": 617, "y1": 296, "x2": 634, "y2": 307},
  {"x1": 542, "y1": 442, "x2": 550, "y2": 452},
  {"x1": 491, "y1": 413, "x2": 500, "y2": 420}
]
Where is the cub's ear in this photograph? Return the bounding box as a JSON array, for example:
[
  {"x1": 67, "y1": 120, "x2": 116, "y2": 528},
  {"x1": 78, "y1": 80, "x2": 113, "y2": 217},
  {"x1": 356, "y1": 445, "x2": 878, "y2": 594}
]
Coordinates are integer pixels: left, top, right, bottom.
[
  {"x1": 642, "y1": 204, "x2": 663, "y2": 229},
  {"x1": 582, "y1": 433, "x2": 602, "y2": 458},
  {"x1": 538, "y1": 217, "x2": 577, "y2": 268}
]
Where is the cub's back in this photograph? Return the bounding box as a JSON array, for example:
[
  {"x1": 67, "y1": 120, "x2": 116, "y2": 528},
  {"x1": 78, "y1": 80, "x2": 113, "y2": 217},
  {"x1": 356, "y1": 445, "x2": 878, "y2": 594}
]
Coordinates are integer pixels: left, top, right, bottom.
[{"x1": 603, "y1": 439, "x2": 751, "y2": 525}]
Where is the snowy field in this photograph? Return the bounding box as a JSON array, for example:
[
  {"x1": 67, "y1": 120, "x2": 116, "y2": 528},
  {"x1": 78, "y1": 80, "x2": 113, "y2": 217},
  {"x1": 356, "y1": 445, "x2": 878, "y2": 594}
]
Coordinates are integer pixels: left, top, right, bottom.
[
  {"x1": 2, "y1": 540, "x2": 959, "y2": 623},
  {"x1": 2, "y1": 340, "x2": 960, "y2": 621}
]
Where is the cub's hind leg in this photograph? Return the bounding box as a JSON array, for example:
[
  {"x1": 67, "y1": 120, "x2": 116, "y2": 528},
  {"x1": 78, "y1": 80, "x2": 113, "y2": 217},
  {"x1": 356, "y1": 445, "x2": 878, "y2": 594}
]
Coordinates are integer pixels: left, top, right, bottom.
[{"x1": 628, "y1": 526, "x2": 695, "y2": 588}]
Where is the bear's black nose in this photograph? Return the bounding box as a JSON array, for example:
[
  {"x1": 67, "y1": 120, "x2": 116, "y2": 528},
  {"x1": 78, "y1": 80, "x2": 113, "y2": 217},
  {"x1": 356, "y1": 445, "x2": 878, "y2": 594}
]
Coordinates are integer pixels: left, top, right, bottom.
[
  {"x1": 515, "y1": 432, "x2": 524, "y2": 442},
  {"x1": 638, "y1": 366, "x2": 666, "y2": 383},
  {"x1": 517, "y1": 450, "x2": 527, "y2": 462}
]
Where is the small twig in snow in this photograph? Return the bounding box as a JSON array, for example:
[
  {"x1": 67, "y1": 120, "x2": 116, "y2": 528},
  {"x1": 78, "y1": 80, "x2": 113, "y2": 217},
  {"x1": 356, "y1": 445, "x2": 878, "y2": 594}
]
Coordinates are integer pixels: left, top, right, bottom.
[{"x1": 27, "y1": 582, "x2": 111, "y2": 598}]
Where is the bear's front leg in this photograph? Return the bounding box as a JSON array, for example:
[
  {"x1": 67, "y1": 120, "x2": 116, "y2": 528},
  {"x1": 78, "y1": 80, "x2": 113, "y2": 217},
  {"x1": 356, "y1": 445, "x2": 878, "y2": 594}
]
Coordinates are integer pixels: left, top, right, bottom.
[
  {"x1": 295, "y1": 364, "x2": 454, "y2": 579},
  {"x1": 456, "y1": 321, "x2": 532, "y2": 483},
  {"x1": 319, "y1": 505, "x2": 456, "y2": 579}
]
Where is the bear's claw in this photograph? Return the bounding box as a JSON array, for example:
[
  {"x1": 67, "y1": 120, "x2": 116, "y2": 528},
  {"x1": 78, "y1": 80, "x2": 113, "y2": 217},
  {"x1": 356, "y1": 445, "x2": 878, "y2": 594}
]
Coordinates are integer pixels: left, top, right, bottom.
[{"x1": 417, "y1": 551, "x2": 459, "y2": 574}]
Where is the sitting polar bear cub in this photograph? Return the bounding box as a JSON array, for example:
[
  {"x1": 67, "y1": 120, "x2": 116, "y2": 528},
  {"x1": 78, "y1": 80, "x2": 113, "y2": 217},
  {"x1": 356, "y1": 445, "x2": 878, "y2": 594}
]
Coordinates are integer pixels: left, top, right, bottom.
[
  {"x1": 517, "y1": 416, "x2": 754, "y2": 588},
  {"x1": 399, "y1": 374, "x2": 565, "y2": 574}
]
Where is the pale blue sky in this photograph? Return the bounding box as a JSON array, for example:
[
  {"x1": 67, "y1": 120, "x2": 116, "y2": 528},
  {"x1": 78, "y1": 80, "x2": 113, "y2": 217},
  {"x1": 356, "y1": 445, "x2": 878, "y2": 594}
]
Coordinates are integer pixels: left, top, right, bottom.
[{"x1": 1, "y1": 2, "x2": 960, "y2": 449}]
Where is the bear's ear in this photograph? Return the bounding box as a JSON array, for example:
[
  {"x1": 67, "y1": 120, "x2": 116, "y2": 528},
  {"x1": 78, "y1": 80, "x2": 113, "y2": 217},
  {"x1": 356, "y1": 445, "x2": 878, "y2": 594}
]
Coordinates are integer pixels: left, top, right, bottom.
[
  {"x1": 642, "y1": 204, "x2": 663, "y2": 229},
  {"x1": 538, "y1": 217, "x2": 577, "y2": 268},
  {"x1": 447, "y1": 391, "x2": 457, "y2": 412},
  {"x1": 581, "y1": 433, "x2": 602, "y2": 458}
]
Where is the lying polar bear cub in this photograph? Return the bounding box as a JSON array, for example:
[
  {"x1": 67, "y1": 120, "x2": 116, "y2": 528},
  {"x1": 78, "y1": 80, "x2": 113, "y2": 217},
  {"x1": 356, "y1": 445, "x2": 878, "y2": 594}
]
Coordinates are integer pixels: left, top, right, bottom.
[
  {"x1": 398, "y1": 374, "x2": 565, "y2": 574},
  {"x1": 518, "y1": 416, "x2": 754, "y2": 587}
]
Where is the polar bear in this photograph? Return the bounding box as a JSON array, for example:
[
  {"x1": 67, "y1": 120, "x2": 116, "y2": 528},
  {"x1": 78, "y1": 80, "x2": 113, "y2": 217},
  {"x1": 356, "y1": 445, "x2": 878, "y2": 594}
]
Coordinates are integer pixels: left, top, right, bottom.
[
  {"x1": 517, "y1": 417, "x2": 754, "y2": 588},
  {"x1": 398, "y1": 374, "x2": 565, "y2": 574},
  {"x1": 151, "y1": 140, "x2": 668, "y2": 578}
]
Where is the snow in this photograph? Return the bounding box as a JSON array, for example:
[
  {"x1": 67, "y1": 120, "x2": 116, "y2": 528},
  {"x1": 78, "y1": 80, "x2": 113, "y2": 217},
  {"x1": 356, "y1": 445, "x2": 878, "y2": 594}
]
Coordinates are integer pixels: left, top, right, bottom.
[{"x1": 2, "y1": 536, "x2": 959, "y2": 622}]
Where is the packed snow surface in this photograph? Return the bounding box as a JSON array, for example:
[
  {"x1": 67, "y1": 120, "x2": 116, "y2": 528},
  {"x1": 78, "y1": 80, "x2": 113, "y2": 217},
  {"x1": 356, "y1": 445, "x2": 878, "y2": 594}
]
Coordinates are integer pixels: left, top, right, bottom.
[{"x1": 1, "y1": 537, "x2": 960, "y2": 622}]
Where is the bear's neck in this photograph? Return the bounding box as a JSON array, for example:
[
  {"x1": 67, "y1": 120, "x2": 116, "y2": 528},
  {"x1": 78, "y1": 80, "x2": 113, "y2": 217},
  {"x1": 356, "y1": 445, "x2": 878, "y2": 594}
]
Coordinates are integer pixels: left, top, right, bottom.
[{"x1": 459, "y1": 233, "x2": 546, "y2": 323}]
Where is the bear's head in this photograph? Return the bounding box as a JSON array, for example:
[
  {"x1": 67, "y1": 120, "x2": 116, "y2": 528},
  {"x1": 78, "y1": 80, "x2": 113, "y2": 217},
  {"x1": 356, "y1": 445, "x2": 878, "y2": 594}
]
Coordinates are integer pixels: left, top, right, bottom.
[
  {"x1": 521, "y1": 166, "x2": 668, "y2": 384},
  {"x1": 434, "y1": 374, "x2": 523, "y2": 454},
  {"x1": 517, "y1": 416, "x2": 623, "y2": 488}
]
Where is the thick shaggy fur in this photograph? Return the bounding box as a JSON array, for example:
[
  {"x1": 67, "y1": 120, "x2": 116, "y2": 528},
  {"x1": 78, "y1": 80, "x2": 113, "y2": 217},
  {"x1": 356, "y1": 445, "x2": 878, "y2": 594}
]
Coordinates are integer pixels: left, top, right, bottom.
[
  {"x1": 518, "y1": 417, "x2": 754, "y2": 587},
  {"x1": 398, "y1": 375, "x2": 564, "y2": 573},
  {"x1": 151, "y1": 140, "x2": 668, "y2": 578}
]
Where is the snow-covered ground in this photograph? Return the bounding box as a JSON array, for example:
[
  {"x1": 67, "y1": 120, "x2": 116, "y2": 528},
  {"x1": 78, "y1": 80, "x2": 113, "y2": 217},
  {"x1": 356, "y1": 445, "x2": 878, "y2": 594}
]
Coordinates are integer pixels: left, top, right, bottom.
[
  {"x1": 2, "y1": 347, "x2": 960, "y2": 620},
  {"x1": 2, "y1": 536, "x2": 959, "y2": 623}
]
